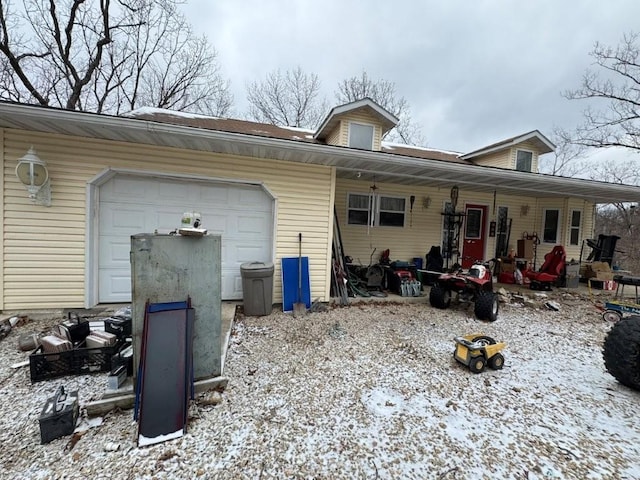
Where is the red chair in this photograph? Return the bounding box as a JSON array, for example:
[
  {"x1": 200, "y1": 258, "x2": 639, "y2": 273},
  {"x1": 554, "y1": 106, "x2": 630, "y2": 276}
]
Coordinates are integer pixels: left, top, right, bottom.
[{"x1": 525, "y1": 245, "x2": 566, "y2": 290}]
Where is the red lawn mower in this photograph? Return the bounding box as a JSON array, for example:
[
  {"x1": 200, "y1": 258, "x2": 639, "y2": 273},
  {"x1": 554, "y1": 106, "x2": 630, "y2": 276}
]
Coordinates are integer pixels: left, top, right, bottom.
[{"x1": 429, "y1": 260, "x2": 499, "y2": 322}]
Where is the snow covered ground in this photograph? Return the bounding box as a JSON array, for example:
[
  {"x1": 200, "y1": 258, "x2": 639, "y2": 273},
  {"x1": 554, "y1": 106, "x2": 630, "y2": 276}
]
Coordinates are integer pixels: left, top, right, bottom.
[{"x1": 0, "y1": 294, "x2": 639, "y2": 479}]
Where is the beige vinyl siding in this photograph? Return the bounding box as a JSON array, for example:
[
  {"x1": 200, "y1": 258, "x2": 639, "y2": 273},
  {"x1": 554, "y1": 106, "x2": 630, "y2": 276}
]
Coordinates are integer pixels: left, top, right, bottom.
[
  {"x1": 2, "y1": 129, "x2": 334, "y2": 310},
  {"x1": 469, "y1": 150, "x2": 511, "y2": 169},
  {"x1": 325, "y1": 125, "x2": 342, "y2": 146},
  {"x1": 471, "y1": 141, "x2": 540, "y2": 172}
]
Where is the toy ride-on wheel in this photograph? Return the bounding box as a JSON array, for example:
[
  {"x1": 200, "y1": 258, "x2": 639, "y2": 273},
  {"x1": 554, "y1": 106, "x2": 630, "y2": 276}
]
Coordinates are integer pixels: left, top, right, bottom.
[
  {"x1": 429, "y1": 284, "x2": 451, "y2": 309},
  {"x1": 469, "y1": 355, "x2": 486, "y2": 373},
  {"x1": 489, "y1": 352, "x2": 505, "y2": 370},
  {"x1": 602, "y1": 310, "x2": 623, "y2": 323},
  {"x1": 603, "y1": 315, "x2": 640, "y2": 391},
  {"x1": 474, "y1": 291, "x2": 499, "y2": 322}
]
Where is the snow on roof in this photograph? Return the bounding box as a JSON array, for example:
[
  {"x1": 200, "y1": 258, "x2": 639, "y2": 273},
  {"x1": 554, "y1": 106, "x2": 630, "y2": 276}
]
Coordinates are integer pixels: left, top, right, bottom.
[
  {"x1": 121, "y1": 106, "x2": 221, "y2": 120},
  {"x1": 381, "y1": 141, "x2": 463, "y2": 156}
]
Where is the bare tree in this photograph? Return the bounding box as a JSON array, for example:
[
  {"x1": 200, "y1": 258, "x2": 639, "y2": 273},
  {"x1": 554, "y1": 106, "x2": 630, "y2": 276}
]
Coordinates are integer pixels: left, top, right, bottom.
[
  {"x1": 335, "y1": 71, "x2": 425, "y2": 146},
  {"x1": 0, "y1": 0, "x2": 232, "y2": 115},
  {"x1": 538, "y1": 127, "x2": 587, "y2": 177},
  {"x1": 564, "y1": 32, "x2": 640, "y2": 152},
  {"x1": 246, "y1": 67, "x2": 327, "y2": 128}
]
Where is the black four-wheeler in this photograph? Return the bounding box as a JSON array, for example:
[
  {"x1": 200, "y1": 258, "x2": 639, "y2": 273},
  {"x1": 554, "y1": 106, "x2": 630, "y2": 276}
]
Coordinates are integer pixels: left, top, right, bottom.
[
  {"x1": 429, "y1": 260, "x2": 499, "y2": 321},
  {"x1": 603, "y1": 315, "x2": 640, "y2": 391}
]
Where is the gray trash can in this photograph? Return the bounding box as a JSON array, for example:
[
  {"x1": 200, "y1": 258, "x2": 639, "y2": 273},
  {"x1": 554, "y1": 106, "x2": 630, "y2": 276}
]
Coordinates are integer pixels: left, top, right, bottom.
[{"x1": 240, "y1": 262, "x2": 274, "y2": 316}]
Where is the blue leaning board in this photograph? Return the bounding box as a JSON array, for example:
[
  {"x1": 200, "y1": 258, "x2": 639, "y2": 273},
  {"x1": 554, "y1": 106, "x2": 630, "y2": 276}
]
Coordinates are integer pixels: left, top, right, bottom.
[{"x1": 281, "y1": 257, "x2": 311, "y2": 312}]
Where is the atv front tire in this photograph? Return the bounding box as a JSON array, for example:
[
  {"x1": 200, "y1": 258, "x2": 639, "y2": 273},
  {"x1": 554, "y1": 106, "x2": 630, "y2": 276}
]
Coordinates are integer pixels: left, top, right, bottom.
[
  {"x1": 474, "y1": 291, "x2": 499, "y2": 321},
  {"x1": 603, "y1": 315, "x2": 640, "y2": 390},
  {"x1": 429, "y1": 285, "x2": 451, "y2": 309}
]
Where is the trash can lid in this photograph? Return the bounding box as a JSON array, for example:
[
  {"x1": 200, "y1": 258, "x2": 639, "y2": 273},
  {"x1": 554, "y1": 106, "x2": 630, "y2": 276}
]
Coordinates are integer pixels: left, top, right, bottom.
[{"x1": 240, "y1": 261, "x2": 274, "y2": 272}]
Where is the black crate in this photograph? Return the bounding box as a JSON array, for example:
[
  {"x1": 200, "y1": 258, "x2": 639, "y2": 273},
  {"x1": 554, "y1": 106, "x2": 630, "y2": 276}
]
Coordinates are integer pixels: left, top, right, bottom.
[
  {"x1": 104, "y1": 317, "x2": 132, "y2": 338},
  {"x1": 30, "y1": 340, "x2": 125, "y2": 383},
  {"x1": 39, "y1": 387, "x2": 79, "y2": 444}
]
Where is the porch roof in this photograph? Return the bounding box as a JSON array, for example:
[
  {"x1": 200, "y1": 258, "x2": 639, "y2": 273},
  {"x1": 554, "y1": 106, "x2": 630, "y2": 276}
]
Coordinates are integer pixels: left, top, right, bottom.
[{"x1": 1, "y1": 101, "x2": 639, "y2": 204}]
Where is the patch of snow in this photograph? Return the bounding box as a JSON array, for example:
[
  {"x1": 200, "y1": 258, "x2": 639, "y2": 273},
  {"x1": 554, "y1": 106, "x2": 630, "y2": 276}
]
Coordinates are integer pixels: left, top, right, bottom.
[{"x1": 121, "y1": 106, "x2": 220, "y2": 120}]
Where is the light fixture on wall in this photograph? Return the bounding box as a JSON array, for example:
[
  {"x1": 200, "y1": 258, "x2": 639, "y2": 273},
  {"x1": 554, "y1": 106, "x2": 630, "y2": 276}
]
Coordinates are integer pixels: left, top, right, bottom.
[
  {"x1": 520, "y1": 204, "x2": 530, "y2": 216},
  {"x1": 422, "y1": 196, "x2": 432, "y2": 209},
  {"x1": 15, "y1": 146, "x2": 51, "y2": 206}
]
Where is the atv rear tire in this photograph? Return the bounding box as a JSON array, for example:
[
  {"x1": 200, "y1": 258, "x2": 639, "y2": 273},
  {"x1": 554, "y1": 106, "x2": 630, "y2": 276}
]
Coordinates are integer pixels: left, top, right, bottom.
[
  {"x1": 474, "y1": 291, "x2": 499, "y2": 321},
  {"x1": 429, "y1": 285, "x2": 451, "y2": 309},
  {"x1": 603, "y1": 315, "x2": 640, "y2": 391}
]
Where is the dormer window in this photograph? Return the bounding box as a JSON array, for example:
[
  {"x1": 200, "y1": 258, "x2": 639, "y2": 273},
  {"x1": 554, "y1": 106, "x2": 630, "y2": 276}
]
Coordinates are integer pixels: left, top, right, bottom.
[
  {"x1": 516, "y1": 150, "x2": 533, "y2": 172},
  {"x1": 349, "y1": 122, "x2": 374, "y2": 150}
]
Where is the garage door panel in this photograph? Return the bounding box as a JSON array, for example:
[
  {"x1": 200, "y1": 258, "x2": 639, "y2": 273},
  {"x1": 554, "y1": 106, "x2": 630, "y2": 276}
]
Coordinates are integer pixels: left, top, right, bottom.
[
  {"x1": 98, "y1": 175, "x2": 273, "y2": 303},
  {"x1": 220, "y1": 269, "x2": 242, "y2": 300},
  {"x1": 100, "y1": 206, "x2": 147, "y2": 232},
  {"x1": 236, "y1": 188, "x2": 271, "y2": 208},
  {"x1": 157, "y1": 180, "x2": 199, "y2": 203},
  {"x1": 236, "y1": 214, "x2": 270, "y2": 234},
  {"x1": 98, "y1": 269, "x2": 133, "y2": 298},
  {"x1": 99, "y1": 236, "x2": 131, "y2": 267},
  {"x1": 103, "y1": 177, "x2": 158, "y2": 200},
  {"x1": 199, "y1": 185, "x2": 230, "y2": 203}
]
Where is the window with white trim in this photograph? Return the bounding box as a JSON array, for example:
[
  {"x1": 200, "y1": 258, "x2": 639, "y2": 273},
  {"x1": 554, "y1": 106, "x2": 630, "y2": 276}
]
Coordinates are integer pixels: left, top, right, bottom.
[
  {"x1": 378, "y1": 195, "x2": 406, "y2": 227},
  {"x1": 347, "y1": 193, "x2": 372, "y2": 225},
  {"x1": 569, "y1": 210, "x2": 582, "y2": 246},
  {"x1": 347, "y1": 193, "x2": 405, "y2": 227},
  {"x1": 349, "y1": 123, "x2": 374, "y2": 150},
  {"x1": 542, "y1": 208, "x2": 561, "y2": 244},
  {"x1": 516, "y1": 150, "x2": 533, "y2": 172}
]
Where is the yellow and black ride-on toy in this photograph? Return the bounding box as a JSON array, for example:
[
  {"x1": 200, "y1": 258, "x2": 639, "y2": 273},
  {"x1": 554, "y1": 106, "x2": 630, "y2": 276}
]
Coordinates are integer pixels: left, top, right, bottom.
[{"x1": 453, "y1": 334, "x2": 506, "y2": 373}]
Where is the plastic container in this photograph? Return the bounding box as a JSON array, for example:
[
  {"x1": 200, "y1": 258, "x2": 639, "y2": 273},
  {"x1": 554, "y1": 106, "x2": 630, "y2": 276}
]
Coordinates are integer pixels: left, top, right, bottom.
[{"x1": 241, "y1": 262, "x2": 274, "y2": 316}]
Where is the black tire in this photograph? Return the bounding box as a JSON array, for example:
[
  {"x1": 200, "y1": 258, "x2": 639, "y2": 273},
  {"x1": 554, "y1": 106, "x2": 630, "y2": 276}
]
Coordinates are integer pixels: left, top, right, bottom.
[
  {"x1": 603, "y1": 315, "x2": 640, "y2": 390},
  {"x1": 429, "y1": 284, "x2": 451, "y2": 309},
  {"x1": 471, "y1": 335, "x2": 497, "y2": 346},
  {"x1": 469, "y1": 355, "x2": 486, "y2": 373},
  {"x1": 489, "y1": 353, "x2": 505, "y2": 370},
  {"x1": 474, "y1": 291, "x2": 499, "y2": 321},
  {"x1": 602, "y1": 310, "x2": 623, "y2": 323}
]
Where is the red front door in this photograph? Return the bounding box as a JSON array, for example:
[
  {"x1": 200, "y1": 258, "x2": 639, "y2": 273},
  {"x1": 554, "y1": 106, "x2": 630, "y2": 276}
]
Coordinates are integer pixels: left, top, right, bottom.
[{"x1": 462, "y1": 204, "x2": 487, "y2": 268}]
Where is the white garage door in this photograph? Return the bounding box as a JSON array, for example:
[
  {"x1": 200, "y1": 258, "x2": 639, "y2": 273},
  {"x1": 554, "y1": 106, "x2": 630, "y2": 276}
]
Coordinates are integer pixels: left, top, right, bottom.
[{"x1": 98, "y1": 174, "x2": 273, "y2": 302}]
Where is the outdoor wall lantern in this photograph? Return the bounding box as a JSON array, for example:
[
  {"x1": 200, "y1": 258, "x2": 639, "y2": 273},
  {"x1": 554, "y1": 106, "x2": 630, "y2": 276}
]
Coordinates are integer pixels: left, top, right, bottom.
[
  {"x1": 520, "y1": 204, "x2": 530, "y2": 216},
  {"x1": 15, "y1": 146, "x2": 51, "y2": 206}
]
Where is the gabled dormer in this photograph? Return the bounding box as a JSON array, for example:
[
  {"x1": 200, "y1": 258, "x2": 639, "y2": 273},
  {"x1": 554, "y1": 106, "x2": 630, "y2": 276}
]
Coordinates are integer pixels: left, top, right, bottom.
[
  {"x1": 460, "y1": 130, "x2": 555, "y2": 172},
  {"x1": 314, "y1": 98, "x2": 399, "y2": 151}
]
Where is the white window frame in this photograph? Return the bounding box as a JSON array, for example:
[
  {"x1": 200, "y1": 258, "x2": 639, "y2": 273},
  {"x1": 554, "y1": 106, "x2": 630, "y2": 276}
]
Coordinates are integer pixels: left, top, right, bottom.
[
  {"x1": 348, "y1": 122, "x2": 375, "y2": 150},
  {"x1": 515, "y1": 149, "x2": 533, "y2": 172},
  {"x1": 569, "y1": 209, "x2": 582, "y2": 246},
  {"x1": 377, "y1": 194, "x2": 406, "y2": 227},
  {"x1": 346, "y1": 192, "x2": 405, "y2": 228},
  {"x1": 542, "y1": 208, "x2": 561, "y2": 244},
  {"x1": 346, "y1": 192, "x2": 374, "y2": 226}
]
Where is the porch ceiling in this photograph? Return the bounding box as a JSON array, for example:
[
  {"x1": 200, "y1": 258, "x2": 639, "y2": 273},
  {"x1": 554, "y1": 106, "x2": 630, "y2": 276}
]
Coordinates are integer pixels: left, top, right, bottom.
[{"x1": 2, "y1": 102, "x2": 640, "y2": 204}]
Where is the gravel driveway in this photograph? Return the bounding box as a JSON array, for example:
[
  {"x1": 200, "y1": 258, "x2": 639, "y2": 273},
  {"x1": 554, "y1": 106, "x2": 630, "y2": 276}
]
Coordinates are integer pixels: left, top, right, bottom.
[{"x1": 1, "y1": 294, "x2": 639, "y2": 479}]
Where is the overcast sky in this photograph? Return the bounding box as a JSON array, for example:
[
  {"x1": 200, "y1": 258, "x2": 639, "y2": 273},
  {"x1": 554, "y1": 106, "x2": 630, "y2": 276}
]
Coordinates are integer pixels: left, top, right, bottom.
[{"x1": 180, "y1": 0, "x2": 640, "y2": 156}]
